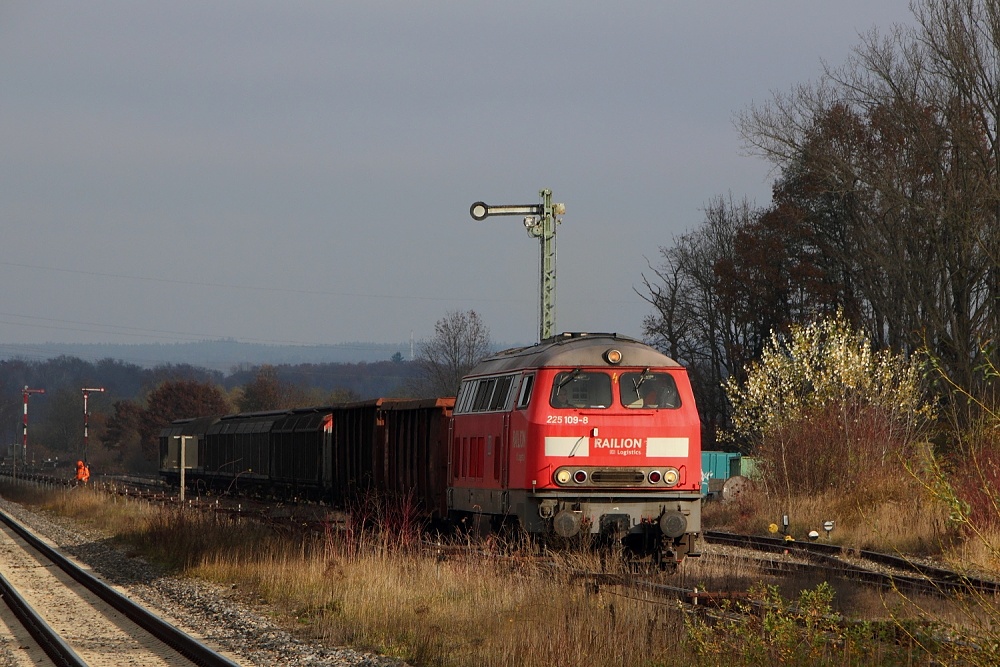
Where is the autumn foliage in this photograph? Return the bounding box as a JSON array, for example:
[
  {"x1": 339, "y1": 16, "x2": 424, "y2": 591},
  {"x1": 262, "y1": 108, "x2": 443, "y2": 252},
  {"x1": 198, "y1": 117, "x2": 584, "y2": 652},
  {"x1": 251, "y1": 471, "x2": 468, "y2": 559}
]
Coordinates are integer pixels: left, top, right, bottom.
[{"x1": 104, "y1": 380, "x2": 231, "y2": 468}]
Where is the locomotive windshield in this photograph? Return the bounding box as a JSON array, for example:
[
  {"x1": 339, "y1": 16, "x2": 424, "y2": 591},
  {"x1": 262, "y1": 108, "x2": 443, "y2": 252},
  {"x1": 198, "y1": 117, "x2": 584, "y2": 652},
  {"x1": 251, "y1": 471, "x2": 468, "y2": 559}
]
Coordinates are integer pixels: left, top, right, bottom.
[
  {"x1": 550, "y1": 371, "x2": 613, "y2": 409},
  {"x1": 620, "y1": 371, "x2": 681, "y2": 409}
]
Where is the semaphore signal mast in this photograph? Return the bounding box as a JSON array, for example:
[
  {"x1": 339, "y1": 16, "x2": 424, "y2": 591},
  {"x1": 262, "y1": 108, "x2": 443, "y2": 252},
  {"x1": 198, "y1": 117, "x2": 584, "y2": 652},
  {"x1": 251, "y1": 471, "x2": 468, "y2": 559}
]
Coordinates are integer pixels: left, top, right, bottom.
[
  {"x1": 469, "y1": 189, "x2": 566, "y2": 342},
  {"x1": 21, "y1": 386, "x2": 45, "y2": 467},
  {"x1": 82, "y1": 387, "x2": 105, "y2": 465}
]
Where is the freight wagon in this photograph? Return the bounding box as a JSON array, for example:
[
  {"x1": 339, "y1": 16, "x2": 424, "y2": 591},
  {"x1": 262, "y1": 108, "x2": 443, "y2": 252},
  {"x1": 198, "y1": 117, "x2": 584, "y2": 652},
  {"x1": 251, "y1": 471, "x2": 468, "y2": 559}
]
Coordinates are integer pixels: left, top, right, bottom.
[
  {"x1": 160, "y1": 332, "x2": 704, "y2": 564},
  {"x1": 160, "y1": 399, "x2": 452, "y2": 516}
]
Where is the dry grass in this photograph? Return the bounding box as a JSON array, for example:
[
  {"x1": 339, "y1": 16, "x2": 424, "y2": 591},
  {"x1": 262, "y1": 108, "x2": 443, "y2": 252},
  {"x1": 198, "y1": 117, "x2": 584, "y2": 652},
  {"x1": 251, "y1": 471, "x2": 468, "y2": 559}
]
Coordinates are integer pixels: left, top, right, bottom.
[
  {"x1": 0, "y1": 481, "x2": 689, "y2": 666},
  {"x1": 5, "y1": 480, "x2": 998, "y2": 666},
  {"x1": 944, "y1": 527, "x2": 1000, "y2": 574},
  {"x1": 13, "y1": 480, "x2": 162, "y2": 535},
  {"x1": 703, "y1": 480, "x2": 956, "y2": 557},
  {"x1": 190, "y1": 531, "x2": 690, "y2": 666}
]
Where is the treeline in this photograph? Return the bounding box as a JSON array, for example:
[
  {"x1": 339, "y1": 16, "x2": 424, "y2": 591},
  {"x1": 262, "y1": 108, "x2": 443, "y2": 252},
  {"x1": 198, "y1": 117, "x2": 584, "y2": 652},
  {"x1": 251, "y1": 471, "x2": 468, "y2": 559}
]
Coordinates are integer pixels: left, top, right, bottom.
[
  {"x1": 0, "y1": 339, "x2": 413, "y2": 369},
  {"x1": 643, "y1": 0, "x2": 1000, "y2": 446},
  {"x1": 0, "y1": 355, "x2": 422, "y2": 473}
]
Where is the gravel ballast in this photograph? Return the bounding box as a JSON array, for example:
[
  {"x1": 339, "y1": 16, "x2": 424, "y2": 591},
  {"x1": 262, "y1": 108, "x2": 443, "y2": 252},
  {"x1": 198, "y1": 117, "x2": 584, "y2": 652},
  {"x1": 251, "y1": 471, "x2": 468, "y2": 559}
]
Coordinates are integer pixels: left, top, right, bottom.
[{"x1": 0, "y1": 495, "x2": 410, "y2": 667}]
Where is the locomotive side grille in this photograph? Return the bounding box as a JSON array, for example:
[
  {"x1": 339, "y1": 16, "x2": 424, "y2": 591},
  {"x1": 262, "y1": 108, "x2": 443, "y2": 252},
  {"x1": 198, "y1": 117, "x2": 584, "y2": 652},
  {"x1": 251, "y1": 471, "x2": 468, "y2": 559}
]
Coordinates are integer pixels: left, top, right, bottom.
[{"x1": 590, "y1": 470, "x2": 646, "y2": 484}]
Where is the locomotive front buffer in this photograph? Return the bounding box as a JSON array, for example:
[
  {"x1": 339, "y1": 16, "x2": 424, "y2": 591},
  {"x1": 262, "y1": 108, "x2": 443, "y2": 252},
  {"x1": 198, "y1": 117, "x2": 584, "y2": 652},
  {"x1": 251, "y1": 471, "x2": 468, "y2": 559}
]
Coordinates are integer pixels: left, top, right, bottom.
[{"x1": 536, "y1": 492, "x2": 702, "y2": 564}]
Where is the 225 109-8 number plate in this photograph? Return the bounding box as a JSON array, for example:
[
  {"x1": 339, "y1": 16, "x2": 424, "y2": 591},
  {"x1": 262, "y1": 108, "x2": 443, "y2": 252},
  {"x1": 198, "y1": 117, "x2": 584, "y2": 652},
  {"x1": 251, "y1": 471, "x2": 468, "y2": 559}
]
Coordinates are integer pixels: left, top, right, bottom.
[{"x1": 546, "y1": 415, "x2": 589, "y2": 424}]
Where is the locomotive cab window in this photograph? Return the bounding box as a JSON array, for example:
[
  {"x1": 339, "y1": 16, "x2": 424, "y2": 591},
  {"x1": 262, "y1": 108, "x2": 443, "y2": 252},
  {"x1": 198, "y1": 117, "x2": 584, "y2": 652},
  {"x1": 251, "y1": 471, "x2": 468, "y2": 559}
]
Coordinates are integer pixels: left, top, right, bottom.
[
  {"x1": 490, "y1": 375, "x2": 514, "y2": 411},
  {"x1": 455, "y1": 374, "x2": 519, "y2": 414},
  {"x1": 455, "y1": 381, "x2": 475, "y2": 414},
  {"x1": 472, "y1": 378, "x2": 497, "y2": 411},
  {"x1": 516, "y1": 374, "x2": 534, "y2": 409},
  {"x1": 620, "y1": 372, "x2": 681, "y2": 409},
  {"x1": 550, "y1": 371, "x2": 612, "y2": 409}
]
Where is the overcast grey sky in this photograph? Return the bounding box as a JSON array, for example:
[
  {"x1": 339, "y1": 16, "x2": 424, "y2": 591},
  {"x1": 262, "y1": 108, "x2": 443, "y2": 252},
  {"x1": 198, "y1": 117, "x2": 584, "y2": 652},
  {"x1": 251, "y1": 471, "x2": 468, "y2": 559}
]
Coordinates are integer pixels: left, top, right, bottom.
[{"x1": 0, "y1": 1, "x2": 912, "y2": 357}]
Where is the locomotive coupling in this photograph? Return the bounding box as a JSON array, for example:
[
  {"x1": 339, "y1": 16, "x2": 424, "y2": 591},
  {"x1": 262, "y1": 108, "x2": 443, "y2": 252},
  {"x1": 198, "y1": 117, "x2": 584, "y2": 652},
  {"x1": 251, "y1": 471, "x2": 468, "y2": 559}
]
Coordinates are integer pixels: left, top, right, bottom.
[
  {"x1": 599, "y1": 514, "x2": 630, "y2": 538},
  {"x1": 538, "y1": 499, "x2": 558, "y2": 519}
]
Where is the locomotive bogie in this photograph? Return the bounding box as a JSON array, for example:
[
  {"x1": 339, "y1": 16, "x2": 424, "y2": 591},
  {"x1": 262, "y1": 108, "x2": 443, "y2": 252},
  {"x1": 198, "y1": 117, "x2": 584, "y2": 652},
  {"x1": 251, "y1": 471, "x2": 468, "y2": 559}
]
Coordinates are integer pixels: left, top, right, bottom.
[{"x1": 522, "y1": 492, "x2": 700, "y2": 534}]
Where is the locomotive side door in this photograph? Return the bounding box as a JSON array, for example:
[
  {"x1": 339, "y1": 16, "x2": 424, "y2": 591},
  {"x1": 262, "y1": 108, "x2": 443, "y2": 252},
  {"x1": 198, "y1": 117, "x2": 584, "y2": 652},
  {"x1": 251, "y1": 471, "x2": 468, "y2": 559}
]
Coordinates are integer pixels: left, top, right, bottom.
[
  {"x1": 500, "y1": 412, "x2": 510, "y2": 488},
  {"x1": 505, "y1": 372, "x2": 534, "y2": 490}
]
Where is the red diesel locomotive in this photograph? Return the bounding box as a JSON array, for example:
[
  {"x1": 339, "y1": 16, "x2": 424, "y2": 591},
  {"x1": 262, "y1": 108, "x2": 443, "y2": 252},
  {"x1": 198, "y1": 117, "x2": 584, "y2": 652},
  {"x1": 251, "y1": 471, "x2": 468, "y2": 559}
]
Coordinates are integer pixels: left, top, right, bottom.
[
  {"x1": 159, "y1": 332, "x2": 702, "y2": 563},
  {"x1": 450, "y1": 332, "x2": 702, "y2": 562}
]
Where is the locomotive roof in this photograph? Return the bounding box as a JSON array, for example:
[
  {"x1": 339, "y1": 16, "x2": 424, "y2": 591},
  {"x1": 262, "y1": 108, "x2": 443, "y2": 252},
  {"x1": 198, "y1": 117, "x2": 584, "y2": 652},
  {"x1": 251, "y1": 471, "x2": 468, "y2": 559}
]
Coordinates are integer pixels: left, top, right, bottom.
[{"x1": 467, "y1": 332, "x2": 682, "y2": 376}]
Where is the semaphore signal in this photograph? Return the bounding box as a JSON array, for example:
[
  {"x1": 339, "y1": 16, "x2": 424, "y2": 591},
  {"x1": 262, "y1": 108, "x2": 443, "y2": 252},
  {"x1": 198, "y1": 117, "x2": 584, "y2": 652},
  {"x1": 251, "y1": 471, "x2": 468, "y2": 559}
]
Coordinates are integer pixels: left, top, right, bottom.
[{"x1": 469, "y1": 189, "x2": 565, "y2": 342}]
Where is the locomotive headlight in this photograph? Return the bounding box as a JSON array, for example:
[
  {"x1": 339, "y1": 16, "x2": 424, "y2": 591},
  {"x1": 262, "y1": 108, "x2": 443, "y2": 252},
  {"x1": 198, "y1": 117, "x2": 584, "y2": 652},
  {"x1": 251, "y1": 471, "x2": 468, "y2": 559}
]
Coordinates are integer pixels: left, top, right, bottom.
[
  {"x1": 662, "y1": 468, "x2": 679, "y2": 487},
  {"x1": 648, "y1": 470, "x2": 662, "y2": 484},
  {"x1": 555, "y1": 469, "x2": 572, "y2": 485},
  {"x1": 603, "y1": 348, "x2": 623, "y2": 365},
  {"x1": 573, "y1": 470, "x2": 588, "y2": 484}
]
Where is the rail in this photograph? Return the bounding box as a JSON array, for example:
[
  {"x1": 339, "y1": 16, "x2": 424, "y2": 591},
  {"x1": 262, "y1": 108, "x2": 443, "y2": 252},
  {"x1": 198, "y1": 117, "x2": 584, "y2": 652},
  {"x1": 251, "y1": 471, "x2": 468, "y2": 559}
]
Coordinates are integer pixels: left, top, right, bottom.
[
  {"x1": 0, "y1": 507, "x2": 243, "y2": 667},
  {"x1": 704, "y1": 530, "x2": 1000, "y2": 597}
]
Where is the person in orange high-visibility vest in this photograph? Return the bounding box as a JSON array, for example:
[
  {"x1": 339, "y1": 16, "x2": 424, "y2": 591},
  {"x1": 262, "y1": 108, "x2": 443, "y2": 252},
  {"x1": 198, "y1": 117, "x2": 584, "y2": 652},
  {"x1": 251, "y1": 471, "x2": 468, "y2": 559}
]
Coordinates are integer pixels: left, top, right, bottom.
[{"x1": 75, "y1": 460, "x2": 90, "y2": 484}]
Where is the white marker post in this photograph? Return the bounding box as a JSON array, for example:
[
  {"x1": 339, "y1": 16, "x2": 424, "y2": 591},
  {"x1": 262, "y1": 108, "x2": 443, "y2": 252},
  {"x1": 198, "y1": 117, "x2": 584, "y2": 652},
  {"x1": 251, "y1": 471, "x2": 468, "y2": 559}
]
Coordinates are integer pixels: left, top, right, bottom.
[{"x1": 173, "y1": 435, "x2": 190, "y2": 503}]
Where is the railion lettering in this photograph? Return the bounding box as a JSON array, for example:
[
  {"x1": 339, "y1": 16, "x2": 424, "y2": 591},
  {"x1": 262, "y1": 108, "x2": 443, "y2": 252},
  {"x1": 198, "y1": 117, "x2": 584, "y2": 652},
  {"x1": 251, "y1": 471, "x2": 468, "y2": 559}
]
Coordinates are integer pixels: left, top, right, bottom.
[{"x1": 592, "y1": 437, "x2": 644, "y2": 450}]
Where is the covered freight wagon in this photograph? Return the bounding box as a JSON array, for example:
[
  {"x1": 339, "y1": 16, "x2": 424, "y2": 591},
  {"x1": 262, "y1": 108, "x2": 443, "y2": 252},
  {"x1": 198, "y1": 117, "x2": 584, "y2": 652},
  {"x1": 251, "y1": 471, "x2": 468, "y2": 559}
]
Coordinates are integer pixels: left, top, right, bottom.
[{"x1": 158, "y1": 398, "x2": 453, "y2": 514}]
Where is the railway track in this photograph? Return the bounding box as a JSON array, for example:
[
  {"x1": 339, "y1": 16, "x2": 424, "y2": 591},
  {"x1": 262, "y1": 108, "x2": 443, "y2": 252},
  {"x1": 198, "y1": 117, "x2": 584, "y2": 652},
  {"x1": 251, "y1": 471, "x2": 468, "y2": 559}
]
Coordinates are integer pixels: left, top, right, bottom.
[
  {"x1": 704, "y1": 530, "x2": 1000, "y2": 598},
  {"x1": 0, "y1": 507, "x2": 244, "y2": 667},
  {"x1": 511, "y1": 529, "x2": 1000, "y2": 611}
]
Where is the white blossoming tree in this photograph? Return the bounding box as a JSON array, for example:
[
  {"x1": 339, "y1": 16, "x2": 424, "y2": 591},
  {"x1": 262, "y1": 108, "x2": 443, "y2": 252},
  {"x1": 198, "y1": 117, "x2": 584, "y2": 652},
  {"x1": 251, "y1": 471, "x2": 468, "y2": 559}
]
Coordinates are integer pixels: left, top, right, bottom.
[{"x1": 725, "y1": 315, "x2": 934, "y2": 499}]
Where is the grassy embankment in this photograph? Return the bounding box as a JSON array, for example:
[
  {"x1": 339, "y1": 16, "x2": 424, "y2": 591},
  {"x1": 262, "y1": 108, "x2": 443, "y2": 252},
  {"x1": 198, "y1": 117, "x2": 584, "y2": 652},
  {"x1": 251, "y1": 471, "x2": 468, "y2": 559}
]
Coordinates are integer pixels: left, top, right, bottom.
[{"x1": 3, "y1": 477, "x2": 998, "y2": 666}]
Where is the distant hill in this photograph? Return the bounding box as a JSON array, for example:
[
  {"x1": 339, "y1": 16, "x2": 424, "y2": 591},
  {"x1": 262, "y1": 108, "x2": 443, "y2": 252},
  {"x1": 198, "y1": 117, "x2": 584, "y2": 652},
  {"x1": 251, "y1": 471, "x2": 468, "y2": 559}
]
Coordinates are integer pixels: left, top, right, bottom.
[{"x1": 0, "y1": 340, "x2": 414, "y2": 370}]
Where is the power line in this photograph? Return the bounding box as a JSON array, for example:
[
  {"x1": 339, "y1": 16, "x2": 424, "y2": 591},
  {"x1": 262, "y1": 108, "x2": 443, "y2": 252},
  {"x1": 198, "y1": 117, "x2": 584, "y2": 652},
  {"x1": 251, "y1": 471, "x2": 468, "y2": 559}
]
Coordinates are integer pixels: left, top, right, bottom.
[{"x1": 0, "y1": 259, "x2": 644, "y2": 305}]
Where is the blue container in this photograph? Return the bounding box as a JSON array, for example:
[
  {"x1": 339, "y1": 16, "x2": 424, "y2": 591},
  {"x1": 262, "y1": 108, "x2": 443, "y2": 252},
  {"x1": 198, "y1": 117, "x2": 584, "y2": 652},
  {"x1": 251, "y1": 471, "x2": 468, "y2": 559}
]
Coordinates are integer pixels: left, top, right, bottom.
[{"x1": 701, "y1": 450, "x2": 741, "y2": 497}]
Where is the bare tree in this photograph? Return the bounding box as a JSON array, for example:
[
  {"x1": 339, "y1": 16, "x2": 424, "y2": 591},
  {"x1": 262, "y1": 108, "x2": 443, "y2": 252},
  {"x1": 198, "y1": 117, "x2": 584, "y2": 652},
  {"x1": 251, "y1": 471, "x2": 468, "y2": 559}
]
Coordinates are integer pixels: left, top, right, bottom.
[
  {"x1": 412, "y1": 310, "x2": 492, "y2": 397},
  {"x1": 736, "y1": 0, "x2": 1000, "y2": 391},
  {"x1": 140, "y1": 381, "x2": 231, "y2": 460},
  {"x1": 237, "y1": 365, "x2": 308, "y2": 412},
  {"x1": 640, "y1": 196, "x2": 762, "y2": 446}
]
